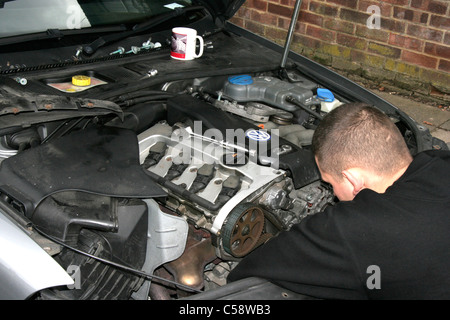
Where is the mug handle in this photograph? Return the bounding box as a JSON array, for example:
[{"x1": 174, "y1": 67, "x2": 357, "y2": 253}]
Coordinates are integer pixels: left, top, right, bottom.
[{"x1": 195, "y1": 36, "x2": 204, "y2": 58}]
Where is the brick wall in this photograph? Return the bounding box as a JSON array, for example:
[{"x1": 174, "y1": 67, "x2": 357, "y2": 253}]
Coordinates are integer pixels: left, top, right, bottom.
[{"x1": 230, "y1": 0, "x2": 450, "y2": 103}]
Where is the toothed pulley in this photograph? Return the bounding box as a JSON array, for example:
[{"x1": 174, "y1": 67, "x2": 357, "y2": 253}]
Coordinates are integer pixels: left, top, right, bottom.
[{"x1": 222, "y1": 203, "x2": 265, "y2": 257}]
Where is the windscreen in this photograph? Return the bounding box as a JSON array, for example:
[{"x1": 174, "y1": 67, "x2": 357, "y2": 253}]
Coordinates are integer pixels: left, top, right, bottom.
[{"x1": 0, "y1": 0, "x2": 193, "y2": 38}]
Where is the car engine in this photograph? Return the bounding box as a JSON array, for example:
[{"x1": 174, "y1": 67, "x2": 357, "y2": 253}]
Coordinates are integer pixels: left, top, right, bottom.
[{"x1": 0, "y1": 71, "x2": 335, "y2": 300}]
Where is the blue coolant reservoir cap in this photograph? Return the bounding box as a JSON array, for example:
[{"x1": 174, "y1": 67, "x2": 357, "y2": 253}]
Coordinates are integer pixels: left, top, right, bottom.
[
  {"x1": 228, "y1": 75, "x2": 253, "y2": 85},
  {"x1": 317, "y1": 88, "x2": 335, "y2": 102}
]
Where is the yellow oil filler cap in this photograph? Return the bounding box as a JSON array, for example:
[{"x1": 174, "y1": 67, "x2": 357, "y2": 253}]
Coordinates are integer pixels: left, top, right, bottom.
[{"x1": 72, "y1": 75, "x2": 91, "y2": 86}]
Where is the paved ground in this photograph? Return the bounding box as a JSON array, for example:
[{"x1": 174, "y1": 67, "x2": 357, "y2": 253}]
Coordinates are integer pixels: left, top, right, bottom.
[{"x1": 371, "y1": 89, "x2": 450, "y2": 148}]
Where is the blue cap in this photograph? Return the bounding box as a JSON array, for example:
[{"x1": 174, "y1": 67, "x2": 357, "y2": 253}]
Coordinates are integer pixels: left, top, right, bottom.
[
  {"x1": 317, "y1": 88, "x2": 335, "y2": 102},
  {"x1": 228, "y1": 75, "x2": 253, "y2": 85}
]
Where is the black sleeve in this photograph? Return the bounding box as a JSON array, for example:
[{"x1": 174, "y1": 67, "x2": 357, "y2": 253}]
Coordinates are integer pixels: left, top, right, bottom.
[{"x1": 227, "y1": 206, "x2": 367, "y2": 300}]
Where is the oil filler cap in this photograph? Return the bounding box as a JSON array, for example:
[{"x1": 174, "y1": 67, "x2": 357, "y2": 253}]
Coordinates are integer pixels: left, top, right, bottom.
[{"x1": 72, "y1": 75, "x2": 91, "y2": 86}]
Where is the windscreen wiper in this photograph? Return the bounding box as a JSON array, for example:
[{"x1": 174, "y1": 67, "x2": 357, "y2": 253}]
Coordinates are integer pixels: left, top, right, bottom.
[
  {"x1": 0, "y1": 25, "x2": 127, "y2": 47},
  {"x1": 83, "y1": 6, "x2": 205, "y2": 55},
  {"x1": 0, "y1": 29, "x2": 65, "y2": 46},
  {"x1": 0, "y1": 0, "x2": 15, "y2": 9}
]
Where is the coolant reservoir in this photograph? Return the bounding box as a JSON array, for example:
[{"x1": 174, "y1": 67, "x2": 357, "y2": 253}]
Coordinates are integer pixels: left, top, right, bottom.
[
  {"x1": 317, "y1": 88, "x2": 342, "y2": 113},
  {"x1": 223, "y1": 75, "x2": 315, "y2": 112}
]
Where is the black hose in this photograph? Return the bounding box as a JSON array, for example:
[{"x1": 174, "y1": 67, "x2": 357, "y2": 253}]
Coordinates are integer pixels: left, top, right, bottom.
[
  {"x1": 286, "y1": 96, "x2": 324, "y2": 120},
  {"x1": 118, "y1": 94, "x2": 174, "y2": 107},
  {"x1": 117, "y1": 90, "x2": 176, "y2": 101}
]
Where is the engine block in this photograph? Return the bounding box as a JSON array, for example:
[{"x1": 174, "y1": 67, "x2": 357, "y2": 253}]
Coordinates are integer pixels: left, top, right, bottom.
[{"x1": 138, "y1": 121, "x2": 284, "y2": 233}]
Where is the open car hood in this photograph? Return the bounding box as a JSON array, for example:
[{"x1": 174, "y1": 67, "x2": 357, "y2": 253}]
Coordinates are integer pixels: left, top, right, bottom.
[{"x1": 195, "y1": 0, "x2": 245, "y2": 21}]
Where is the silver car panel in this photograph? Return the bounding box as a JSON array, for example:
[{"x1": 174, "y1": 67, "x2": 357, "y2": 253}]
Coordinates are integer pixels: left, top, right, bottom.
[{"x1": 0, "y1": 211, "x2": 74, "y2": 300}]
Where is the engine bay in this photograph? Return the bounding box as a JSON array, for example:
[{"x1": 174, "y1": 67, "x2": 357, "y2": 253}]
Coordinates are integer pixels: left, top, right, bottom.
[{"x1": 0, "y1": 27, "x2": 421, "y2": 299}]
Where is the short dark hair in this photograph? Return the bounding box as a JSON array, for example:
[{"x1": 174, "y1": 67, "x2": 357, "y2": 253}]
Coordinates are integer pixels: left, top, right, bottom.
[{"x1": 312, "y1": 103, "x2": 412, "y2": 180}]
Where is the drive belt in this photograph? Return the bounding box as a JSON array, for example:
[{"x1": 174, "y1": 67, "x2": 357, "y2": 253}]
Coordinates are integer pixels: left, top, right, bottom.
[{"x1": 221, "y1": 202, "x2": 272, "y2": 258}]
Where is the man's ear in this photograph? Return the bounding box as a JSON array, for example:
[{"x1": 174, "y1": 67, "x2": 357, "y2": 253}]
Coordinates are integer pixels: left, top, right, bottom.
[{"x1": 342, "y1": 169, "x2": 365, "y2": 196}]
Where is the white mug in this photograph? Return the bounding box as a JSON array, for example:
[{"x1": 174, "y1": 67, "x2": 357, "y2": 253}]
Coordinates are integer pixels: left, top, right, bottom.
[{"x1": 170, "y1": 27, "x2": 204, "y2": 60}]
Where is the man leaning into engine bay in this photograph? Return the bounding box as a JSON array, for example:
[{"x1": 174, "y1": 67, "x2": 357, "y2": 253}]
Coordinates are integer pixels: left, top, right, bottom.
[{"x1": 227, "y1": 102, "x2": 450, "y2": 299}]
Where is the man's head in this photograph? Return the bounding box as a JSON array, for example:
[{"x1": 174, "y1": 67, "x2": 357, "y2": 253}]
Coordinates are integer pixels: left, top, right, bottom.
[{"x1": 312, "y1": 103, "x2": 413, "y2": 201}]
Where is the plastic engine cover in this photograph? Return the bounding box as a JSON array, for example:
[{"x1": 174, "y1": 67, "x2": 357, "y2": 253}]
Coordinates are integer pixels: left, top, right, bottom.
[{"x1": 223, "y1": 75, "x2": 315, "y2": 111}]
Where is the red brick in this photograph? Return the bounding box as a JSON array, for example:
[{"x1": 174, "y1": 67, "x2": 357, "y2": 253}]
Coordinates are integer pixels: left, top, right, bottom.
[
  {"x1": 299, "y1": 11, "x2": 324, "y2": 26},
  {"x1": 277, "y1": 17, "x2": 291, "y2": 29},
  {"x1": 430, "y1": 15, "x2": 450, "y2": 30},
  {"x1": 444, "y1": 32, "x2": 450, "y2": 46},
  {"x1": 350, "y1": 49, "x2": 368, "y2": 63},
  {"x1": 394, "y1": 7, "x2": 415, "y2": 21},
  {"x1": 368, "y1": 42, "x2": 402, "y2": 58},
  {"x1": 381, "y1": 18, "x2": 406, "y2": 33},
  {"x1": 266, "y1": 26, "x2": 288, "y2": 40},
  {"x1": 389, "y1": 34, "x2": 424, "y2": 51},
  {"x1": 356, "y1": 25, "x2": 389, "y2": 42},
  {"x1": 411, "y1": 0, "x2": 448, "y2": 15},
  {"x1": 250, "y1": 0, "x2": 268, "y2": 12},
  {"x1": 251, "y1": 10, "x2": 278, "y2": 25},
  {"x1": 438, "y1": 59, "x2": 450, "y2": 72},
  {"x1": 340, "y1": 8, "x2": 370, "y2": 25},
  {"x1": 324, "y1": 18, "x2": 355, "y2": 34},
  {"x1": 230, "y1": 16, "x2": 244, "y2": 28},
  {"x1": 310, "y1": 1, "x2": 339, "y2": 16},
  {"x1": 235, "y1": 6, "x2": 251, "y2": 19},
  {"x1": 424, "y1": 42, "x2": 450, "y2": 59},
  {"x1": 280, "y1": 0, "x2": 300, "y2": 7},
  {"x1": 327, "y1": 0, "x2": 357, "y2": 9},
  {"x1": 381, "y1": 0, "x2": 410, "y2": 5},
  {"x1": 337, "y1": 33, "x2": 367, "y2": 50},
  {"x1": 293, "y1": 34, "x2": 323, "y2": 49},
  {"x1": 268, "y1": 3, "x2": 292, "y2": 18},
  {"x1": 296, "y1": 21, "x2": 307, "y2": 34},
  {"x1": 407, "y1": 24, "x2": 443, "y2": 42},
  {"x1": 411, "y1": 0, "x2": 427, "y2": 9},
  {"x1": 393, "y1": 7, "x2": 429, "y2": 24},
  {"x1": 306, "y1": 25, "x2": 336, "y2": 42},
  {"x1": 402, "y1": 50, "x2": 438, "y2": 68},
  {"x1": 420, "y1": 13, "x2": 430, "y2": 24},
  {"x1": 427, "y1": 1, "x2": 448, "y2": 15}
]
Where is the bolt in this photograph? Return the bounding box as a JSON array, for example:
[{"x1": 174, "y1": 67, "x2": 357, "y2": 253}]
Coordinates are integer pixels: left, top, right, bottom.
[
  {"x1": 14, "y1": 77, "x2": 27, "y2": 85},
  {"x1": 142, "y1": 40, "x2": 161, "y2": 50},
  {"x1": 75, "y1": 46, "x2": 83, "y2": 58},
  {"x1": 147, "y1": 69, "x2": 158, "y2": 77},
  {"x1": 109, "y1": 47, "x2": 125, "y2": 55},
  {"x1": 142, "y1": 41, "x2": 155, "y2": 49},
  {"x1": 126, "y1": 46, "x2": 141, "y2": 54}
]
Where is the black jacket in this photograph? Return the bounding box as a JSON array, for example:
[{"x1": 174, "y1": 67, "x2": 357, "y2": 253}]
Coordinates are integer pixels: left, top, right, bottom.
[{"x1": 228, "y1": 150, "x2": 450, "y2": 299}]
